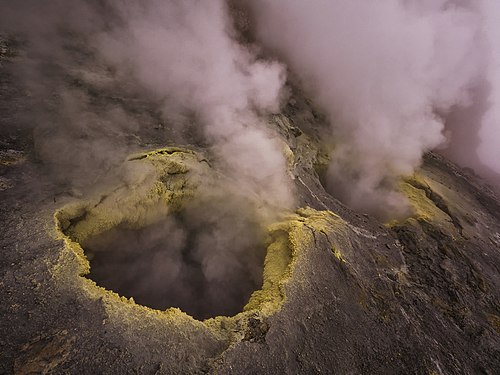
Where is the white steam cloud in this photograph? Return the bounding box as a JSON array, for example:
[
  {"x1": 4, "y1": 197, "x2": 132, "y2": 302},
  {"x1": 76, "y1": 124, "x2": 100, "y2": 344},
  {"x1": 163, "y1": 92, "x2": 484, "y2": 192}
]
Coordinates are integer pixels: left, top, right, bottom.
[
  {"x1": 95, "y1": 0, "x2": 293, "y2": 210},
  {"x1": 246, "y1": 0, "x2": 500, "y2": 217},
  {"x1": 0, "y1": 0, "x2": 294, "y2": 211},
  {"x1": 3, "y1": 0, "x2": 500, "y2": 318},
  {"x1": 1, "y1": 0, "x2": 297, "y2": 317},
  {"x1": 2, "y1": 0, "x2": 500, "y2": 218},
  {"x1": 479, "y1": 0, "x2": 500, "y2": 175}
]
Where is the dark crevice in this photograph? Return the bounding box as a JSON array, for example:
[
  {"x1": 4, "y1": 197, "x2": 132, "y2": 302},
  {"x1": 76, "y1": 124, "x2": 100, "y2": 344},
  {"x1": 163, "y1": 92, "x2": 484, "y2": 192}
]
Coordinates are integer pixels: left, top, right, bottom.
[{"x1": 128, "y1": 154, "x2": 147, "y2": 161}]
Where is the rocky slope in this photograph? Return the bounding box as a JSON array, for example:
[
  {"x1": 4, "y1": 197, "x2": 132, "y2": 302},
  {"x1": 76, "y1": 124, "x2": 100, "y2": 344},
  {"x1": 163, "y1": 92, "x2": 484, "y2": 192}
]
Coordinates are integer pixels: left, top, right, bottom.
[{"x1": 1, "y1": 35, "x2": 499, "y2": 375}]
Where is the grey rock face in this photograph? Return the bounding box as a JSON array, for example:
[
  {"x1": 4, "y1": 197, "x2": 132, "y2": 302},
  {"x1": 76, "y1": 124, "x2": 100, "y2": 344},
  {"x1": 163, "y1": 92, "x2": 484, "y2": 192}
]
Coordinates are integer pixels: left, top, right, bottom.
[{"x1": 0, "y1": 35, "x2": 499, "y2": 375}]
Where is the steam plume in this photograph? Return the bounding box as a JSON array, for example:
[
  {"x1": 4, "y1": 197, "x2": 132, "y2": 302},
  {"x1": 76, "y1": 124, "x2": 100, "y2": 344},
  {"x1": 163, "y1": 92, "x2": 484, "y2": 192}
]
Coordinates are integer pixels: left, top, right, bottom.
[
  {"x1": 1, "y1": 0, "x2": 295, "y2": 317},
  {"x1": 0, "y1": 0, "x2": 294, "y2": 209},
  {"x1": 245, "y1": 0, "x2": 500, "y2": 217},
  {"x1": 3, "y1": 0, "x2": 500, "y2": 318},
  {"x1": 479, "y1": 0, "x2": 500, "y2": 176},
  {"x1": 95, "y1": 0, "x2": 293, "y2": 209},
  {"x1": 4, "y1": 1, "x2": 500, "y2": 219}
]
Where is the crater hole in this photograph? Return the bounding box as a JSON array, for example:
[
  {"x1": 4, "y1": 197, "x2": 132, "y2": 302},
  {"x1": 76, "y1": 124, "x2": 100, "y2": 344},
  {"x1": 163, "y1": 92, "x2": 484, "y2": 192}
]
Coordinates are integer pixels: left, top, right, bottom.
[{"x1": 80, "y1": 201, "x2": 266, "y2": 320}]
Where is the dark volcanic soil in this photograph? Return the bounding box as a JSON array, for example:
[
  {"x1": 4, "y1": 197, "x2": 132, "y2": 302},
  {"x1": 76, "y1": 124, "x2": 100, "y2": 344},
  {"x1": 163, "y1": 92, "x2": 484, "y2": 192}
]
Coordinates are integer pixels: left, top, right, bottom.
[{"x1": 1, "y1": 35, "x2": 499, "y2": 375}]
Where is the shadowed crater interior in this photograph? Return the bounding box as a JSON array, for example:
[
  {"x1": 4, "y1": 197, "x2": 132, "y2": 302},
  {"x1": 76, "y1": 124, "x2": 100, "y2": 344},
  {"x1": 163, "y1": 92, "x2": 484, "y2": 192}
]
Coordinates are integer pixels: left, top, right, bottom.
[{"x1": 79, "y1": 201, "x2": 266, "y2": 320}]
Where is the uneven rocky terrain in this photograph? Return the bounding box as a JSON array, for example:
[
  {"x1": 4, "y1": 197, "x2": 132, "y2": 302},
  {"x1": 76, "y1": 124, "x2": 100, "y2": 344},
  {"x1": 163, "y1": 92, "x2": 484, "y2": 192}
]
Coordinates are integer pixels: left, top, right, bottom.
[{"x1": 1, "y1": 34, "x2": 499, "y2": 375}]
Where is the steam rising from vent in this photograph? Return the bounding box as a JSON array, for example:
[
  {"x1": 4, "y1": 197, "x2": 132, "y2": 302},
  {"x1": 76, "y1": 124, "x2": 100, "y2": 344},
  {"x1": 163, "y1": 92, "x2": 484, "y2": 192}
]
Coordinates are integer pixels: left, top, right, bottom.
[
  {"x1": 245, "y1": 0, "x2": 500, "y2": 217},
  {"x1": 82, "y1": 199, "x2": 267, "y2": 320},
  {"x1": 0, "y1": 0, "x2": 294, "y2": 210},
  {"x1": 2, "y1": 0, "x2": 500, "y2": 218},
  {"x1": 94, "y1": 0, "x2": 293, "y2": 209},
  {"x1": 1, "y1": 1, "x2": 296, "y2": 319}
]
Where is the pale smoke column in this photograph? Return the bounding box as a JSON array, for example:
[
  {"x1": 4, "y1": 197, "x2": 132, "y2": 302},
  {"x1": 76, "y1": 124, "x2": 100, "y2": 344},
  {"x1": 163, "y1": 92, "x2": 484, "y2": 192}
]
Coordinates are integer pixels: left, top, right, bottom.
[
  {"x1": 246, "y1": 0, "x2": 482, "y2": 218},
  {"x1": 97, "y1": 0, "x2": 293, "y2": 210},
  {"x1": 479, "y1": 0, "x2": 500, "y2": 174},
  {"x1": 94, "y1": 0, "x2": 294, "y2": 307}
]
